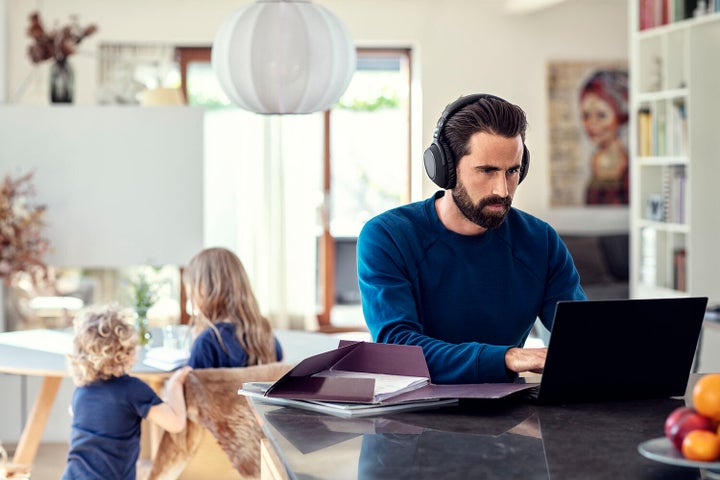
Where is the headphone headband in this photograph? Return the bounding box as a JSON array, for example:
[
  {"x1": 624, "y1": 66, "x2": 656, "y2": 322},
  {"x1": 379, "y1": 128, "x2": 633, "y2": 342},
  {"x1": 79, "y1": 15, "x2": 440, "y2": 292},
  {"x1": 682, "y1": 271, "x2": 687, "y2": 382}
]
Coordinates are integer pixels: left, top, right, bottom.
[
  {"x1": 432, "y1": 94, "x2": 504, "y2": 142},
  {"x1": 423, "y1": 93, "x2": 530, "y2": 189}
]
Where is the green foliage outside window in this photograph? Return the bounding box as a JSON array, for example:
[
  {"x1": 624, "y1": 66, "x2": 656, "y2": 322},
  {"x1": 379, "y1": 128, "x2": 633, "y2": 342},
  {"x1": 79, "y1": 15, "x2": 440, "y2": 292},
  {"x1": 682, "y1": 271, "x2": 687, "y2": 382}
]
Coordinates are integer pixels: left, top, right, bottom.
[{"x1": 336, "y1": 93, "x2": 399, "y2": 111}]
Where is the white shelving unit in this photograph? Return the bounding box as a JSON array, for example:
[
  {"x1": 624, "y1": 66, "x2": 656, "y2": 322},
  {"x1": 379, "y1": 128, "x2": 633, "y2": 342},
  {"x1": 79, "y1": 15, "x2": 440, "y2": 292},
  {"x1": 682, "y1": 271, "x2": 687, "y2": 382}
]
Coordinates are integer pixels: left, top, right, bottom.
[{"x1": 629, "y1": 1, "x2": 720, "y2": 304}]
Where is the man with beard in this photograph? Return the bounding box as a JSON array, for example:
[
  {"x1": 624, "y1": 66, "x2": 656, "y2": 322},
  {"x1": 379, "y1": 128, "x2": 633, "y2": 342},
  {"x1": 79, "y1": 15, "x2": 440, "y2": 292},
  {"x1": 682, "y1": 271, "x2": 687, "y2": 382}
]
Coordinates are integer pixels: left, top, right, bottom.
[{"x1": 357, "y1": 94, "x2": 586, "y2": 384}]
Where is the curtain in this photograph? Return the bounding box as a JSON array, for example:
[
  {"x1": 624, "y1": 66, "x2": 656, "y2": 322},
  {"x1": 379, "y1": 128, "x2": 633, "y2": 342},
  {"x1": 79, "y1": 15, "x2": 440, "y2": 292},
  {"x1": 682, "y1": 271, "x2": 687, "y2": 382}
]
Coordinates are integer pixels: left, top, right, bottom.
[{"x1": 204, "y1": 110, "x2": 322, "y2": 330}]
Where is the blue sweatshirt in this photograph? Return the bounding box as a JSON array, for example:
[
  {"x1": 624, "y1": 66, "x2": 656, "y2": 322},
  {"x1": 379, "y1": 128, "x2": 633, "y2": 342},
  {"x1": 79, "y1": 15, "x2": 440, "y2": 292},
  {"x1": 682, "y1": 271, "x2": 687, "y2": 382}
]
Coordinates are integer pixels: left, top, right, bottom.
[
  {"x1": 188, "y1": 322, "x2": 283, "y2": 369},
  {"x1": 357, "y1": 191, "x2": 586, "y2": 384},
  {"x1": 62, "y1": 375, "x2": 162, "y2": 480}
]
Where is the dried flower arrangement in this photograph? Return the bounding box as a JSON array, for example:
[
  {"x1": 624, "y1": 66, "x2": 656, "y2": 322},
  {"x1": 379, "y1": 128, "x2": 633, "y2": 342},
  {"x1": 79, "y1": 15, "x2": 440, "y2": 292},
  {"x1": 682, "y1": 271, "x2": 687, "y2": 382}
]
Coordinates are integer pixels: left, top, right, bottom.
[
  {"x1": 0, "y1": 172, "x2": 51, "y2": 286},
  {"x1": 26, "y1": 11, "x2": 98, "y2": 64}
]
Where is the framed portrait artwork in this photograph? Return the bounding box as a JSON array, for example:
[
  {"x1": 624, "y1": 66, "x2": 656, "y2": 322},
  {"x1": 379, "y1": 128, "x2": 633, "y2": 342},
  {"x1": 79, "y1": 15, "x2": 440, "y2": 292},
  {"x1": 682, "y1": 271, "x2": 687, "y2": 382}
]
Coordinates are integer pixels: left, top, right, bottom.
[{"x1": 548, "y1": 60, "x2": 629, "y2": 207}]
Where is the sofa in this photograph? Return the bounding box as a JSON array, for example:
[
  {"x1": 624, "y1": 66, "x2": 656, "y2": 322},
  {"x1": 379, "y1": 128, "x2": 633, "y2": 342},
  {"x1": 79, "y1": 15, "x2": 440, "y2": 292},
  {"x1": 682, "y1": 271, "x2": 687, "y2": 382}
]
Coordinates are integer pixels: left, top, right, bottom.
[
  {"x1": 560, "y1": 233, "x2": 630, "y2": 300},
  {"x1": 530, "y1": 232, "x2": 629, "y2": 344}
]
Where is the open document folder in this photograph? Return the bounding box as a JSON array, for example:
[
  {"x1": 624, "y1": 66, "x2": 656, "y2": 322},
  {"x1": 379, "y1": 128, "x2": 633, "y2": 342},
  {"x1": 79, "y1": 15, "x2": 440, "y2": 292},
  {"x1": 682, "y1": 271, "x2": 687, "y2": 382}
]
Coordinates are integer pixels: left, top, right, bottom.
[{"x1": 238, "y1": 341, "x2": 537, "y2": 418}]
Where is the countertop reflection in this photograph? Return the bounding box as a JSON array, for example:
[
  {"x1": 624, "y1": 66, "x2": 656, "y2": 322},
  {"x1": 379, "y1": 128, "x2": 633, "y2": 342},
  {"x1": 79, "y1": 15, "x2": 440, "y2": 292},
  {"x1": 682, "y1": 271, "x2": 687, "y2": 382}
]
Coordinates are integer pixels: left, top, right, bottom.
[{"x1": 252, "y1": 388, "x2": 704, "y2": 480}]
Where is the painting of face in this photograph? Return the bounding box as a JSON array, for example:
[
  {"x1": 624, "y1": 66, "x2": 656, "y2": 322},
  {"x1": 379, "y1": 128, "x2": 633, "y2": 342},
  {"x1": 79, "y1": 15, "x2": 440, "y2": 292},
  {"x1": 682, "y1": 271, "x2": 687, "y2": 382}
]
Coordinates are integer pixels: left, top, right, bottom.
[
  {"x1": 581, "y1": 92, "x2": 620, "y2": 147},
  {"x1": 547, "y1": 61, "x2": 628, "y2": 206}
]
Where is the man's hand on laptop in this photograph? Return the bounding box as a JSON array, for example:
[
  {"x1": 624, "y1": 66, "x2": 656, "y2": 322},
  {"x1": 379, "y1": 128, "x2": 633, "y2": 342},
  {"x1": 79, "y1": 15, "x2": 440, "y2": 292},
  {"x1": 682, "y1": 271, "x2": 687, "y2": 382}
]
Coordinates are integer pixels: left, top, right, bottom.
[{"x1": 505, "y1": 347, "x2": 547, "y2": 374}]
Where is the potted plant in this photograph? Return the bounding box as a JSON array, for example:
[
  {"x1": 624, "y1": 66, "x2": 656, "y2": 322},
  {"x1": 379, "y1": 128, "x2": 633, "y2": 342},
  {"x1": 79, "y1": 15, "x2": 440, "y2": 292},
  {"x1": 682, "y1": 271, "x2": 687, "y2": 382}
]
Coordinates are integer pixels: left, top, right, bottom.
[{"x1": 130, "y1": 272, "x2": 159, "y2": 346}]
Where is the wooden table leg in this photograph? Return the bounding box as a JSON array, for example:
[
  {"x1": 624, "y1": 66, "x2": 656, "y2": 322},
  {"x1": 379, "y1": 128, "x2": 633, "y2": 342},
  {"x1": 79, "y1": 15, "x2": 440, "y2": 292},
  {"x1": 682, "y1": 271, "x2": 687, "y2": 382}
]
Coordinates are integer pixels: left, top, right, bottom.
[{"x1": 12, "y1": 376, "x2": 63, "y2": 467}]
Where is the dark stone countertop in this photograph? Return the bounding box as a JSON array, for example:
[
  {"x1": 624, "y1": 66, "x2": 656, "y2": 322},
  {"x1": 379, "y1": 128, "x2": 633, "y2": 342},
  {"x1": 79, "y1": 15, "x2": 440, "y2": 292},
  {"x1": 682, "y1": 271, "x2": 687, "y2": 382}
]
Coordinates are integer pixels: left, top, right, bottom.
[{"x1": 252, "y1": 375, "x2": 712, "y2": 480}]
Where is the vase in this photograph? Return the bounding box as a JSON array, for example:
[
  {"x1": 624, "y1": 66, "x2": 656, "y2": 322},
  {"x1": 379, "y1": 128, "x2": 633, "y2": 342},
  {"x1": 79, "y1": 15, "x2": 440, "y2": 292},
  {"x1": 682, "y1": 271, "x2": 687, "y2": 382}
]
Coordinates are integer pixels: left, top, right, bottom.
[
  {"x1": 49, "y1": 59, "x2": 75, "y2": 104},
  {"x1": 135, "y1": 309, "x2": 152, "y2": 347}
]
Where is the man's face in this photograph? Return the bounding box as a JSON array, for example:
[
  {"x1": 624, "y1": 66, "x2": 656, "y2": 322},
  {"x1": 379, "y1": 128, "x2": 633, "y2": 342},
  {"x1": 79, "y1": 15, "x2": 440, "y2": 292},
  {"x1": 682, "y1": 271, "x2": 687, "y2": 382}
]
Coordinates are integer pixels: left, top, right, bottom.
[{"x1": 451, "y1": 132, "x2": 524, "y2": 229}]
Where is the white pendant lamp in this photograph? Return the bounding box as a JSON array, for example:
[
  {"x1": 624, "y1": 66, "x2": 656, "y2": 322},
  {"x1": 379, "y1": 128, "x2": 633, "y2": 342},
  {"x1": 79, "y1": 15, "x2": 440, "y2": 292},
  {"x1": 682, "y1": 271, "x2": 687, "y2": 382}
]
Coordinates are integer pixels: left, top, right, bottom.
[{"x1": 212, "y1": 0, "x2": 356, "y2": 114}]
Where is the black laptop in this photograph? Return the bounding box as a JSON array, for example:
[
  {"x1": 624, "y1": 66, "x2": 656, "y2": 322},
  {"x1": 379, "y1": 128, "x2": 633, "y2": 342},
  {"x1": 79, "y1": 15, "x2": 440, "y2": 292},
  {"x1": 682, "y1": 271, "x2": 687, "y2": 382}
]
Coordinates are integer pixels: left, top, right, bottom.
[{"x1": 533, "y1": 296, "x2": 708, "y2": 404}]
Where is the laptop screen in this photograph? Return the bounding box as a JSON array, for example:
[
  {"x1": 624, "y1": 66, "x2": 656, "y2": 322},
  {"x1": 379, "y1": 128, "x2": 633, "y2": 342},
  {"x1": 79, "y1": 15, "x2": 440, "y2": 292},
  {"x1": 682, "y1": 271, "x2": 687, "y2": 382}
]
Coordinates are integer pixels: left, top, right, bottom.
[{"x1": 536, "y1": 297, "x2": 708, "y2": 404}]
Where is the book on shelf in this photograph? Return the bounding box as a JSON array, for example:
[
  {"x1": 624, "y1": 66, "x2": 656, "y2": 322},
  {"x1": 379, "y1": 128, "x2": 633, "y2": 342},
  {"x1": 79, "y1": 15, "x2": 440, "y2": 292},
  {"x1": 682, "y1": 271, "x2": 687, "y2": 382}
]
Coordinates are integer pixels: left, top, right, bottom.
[
  {"x1": 674, "y1": 166, "x2": 686, "y2": 223},
  {"x1": 671, "y1": 100, "x2": 688, "y2": 156},
  {"x1": 673, "y1": 0, "x2": 696, "y2": 21},
  {"x1": 655, "y1": 107, "x2": 666, "y2": 156},
  {"x1": 639, "y1": 0, "x2": 669, "y2": 30},
  {"x1": 638, "y1": 0, "x2": 717, "y2": 31},
  {"x1": 674, "y1": 248, "x2": 687, "y2": 291},
  {"x1": 662, "y1": 165, "x2": 686, "y2": 224},
  {"x1": 638, "y1": 108, "x2": 653, "y2": 157}
]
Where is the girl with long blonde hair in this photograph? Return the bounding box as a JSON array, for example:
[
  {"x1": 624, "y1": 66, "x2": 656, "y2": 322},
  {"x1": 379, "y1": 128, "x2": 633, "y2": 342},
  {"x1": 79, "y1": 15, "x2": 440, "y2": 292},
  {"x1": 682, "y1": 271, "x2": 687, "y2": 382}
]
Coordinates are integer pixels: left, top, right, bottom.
[{"x1": 183, "y1": 247, "x2": 282, "y2": 368}]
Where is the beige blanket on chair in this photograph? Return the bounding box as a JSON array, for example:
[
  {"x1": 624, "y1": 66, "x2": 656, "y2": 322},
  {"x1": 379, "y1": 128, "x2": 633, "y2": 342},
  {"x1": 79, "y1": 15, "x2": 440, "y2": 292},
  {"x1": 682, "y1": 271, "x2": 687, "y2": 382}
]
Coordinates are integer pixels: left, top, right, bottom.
[{"x1": 148, "y1": 363, "x2": 293, "y2": 480}]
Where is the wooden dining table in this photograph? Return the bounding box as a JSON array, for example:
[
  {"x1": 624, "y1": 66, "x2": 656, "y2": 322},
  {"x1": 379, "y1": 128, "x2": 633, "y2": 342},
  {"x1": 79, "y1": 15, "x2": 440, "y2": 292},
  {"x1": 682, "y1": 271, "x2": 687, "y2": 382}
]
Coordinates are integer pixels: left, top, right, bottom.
[
  {"x1": 0, "y1": 326, "x2": 351, "y2": 472},
  {"x1": 0, "y1": 329, "x2": 172, "y2": 468}
]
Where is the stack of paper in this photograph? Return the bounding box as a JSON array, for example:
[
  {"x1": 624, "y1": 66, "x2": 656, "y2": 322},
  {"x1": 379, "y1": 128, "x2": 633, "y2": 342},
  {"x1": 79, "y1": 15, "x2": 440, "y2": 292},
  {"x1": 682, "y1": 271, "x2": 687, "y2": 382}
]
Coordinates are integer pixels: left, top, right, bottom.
[
  {"x1": 143, "y1": 347, "x2": 189, "y2": 371},
  {"x1": 239, "y1": 381, "x2": 458, "y2": 418},
  {"x1": 311, "y1": 370, "x2": 429, "y2": 403}
]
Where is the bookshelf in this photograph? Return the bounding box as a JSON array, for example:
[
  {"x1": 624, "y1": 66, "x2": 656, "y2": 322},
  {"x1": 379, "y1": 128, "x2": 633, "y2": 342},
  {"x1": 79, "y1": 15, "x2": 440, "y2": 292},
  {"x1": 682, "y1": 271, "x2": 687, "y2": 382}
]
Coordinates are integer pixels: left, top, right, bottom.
[{"x1": 629, "y1": 0, "x2": 720, "y2": 303}]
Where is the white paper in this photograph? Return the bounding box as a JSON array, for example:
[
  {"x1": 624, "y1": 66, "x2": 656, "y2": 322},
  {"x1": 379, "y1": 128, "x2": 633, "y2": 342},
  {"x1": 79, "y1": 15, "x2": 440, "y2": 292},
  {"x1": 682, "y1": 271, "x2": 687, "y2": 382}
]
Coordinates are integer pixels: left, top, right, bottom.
[
  {"x1": 311, "y1": 370, "x2": 429, "y2": 402},
  {"x1": 142, "y1": 347, "x2": 189, "y2": 371}
]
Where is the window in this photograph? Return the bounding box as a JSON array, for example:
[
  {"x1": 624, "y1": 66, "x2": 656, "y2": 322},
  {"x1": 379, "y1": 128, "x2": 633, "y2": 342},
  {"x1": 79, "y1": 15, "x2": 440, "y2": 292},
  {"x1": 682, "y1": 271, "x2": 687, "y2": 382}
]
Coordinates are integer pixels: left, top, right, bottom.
[
  {"x1": 176, "y1": 47, "x2": 412, "y2": 331},
  {"x1": 329, "y1": 50, "x2": 411, "y2": 237},
  {"x1": 319, "y1": 49, "x2": 411, "y2": 329},
  {"x1": 176, "y1": 47, "x2": 229, "y2": 107}
]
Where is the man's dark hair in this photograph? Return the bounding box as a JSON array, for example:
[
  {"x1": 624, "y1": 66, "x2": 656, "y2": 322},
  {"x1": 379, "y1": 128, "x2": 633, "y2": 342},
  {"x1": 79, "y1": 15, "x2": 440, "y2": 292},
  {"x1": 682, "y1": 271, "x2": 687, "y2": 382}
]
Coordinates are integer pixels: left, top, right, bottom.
[{"x1": 441, "y1": 96, "x2": 528, "y2": 163}]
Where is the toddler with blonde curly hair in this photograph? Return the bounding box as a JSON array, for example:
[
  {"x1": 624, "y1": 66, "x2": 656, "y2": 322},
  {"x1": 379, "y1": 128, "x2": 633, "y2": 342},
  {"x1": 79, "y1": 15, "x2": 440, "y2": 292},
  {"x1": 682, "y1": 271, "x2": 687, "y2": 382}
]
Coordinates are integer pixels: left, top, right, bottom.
[{"x1": 62, "y1": 304, "x2": 191, "y2": 480}]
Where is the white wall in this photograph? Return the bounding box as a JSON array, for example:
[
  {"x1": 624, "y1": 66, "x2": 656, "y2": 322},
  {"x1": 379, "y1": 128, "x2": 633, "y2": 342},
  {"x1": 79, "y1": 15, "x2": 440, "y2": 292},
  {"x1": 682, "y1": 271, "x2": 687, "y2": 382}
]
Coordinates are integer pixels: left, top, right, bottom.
[
  {"x1": 4, "y1": 0, "x2": 629, "y2": 233},
  {"x1": 0, "y1": 0, "x2": 6, "y2": 103},
  {"x1": 0, "y1": 375, "x2": 74, "y2": 445},
  {"x1": 0, "y1": 106, "x2": 204, "y2": 267},
  {"x1": 698, "y1": 325, "x2": 720, "y2": 373}
]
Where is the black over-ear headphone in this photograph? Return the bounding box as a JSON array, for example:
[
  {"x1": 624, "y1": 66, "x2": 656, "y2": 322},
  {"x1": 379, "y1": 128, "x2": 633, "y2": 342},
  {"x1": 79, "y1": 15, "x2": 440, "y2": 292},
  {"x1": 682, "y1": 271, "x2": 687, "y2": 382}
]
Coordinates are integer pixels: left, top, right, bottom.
[{"x1": 423, "y1": 93, "x2": 530, "y2": 189}]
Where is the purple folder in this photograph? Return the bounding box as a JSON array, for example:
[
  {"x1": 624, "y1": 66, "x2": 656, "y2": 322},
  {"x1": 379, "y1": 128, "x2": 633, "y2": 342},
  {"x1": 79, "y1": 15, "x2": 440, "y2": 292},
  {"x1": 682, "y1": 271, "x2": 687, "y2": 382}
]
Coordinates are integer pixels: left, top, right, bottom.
[{"x1": 265, "y1": 341, "x2": 538, "y2": 405}]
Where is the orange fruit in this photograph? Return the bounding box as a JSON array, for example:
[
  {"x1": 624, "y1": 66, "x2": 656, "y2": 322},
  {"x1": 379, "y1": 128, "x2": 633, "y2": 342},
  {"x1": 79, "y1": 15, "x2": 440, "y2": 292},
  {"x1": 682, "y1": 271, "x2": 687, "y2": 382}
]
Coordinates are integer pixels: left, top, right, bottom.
[
  {"x1": 681, "y1": 430, "x2": 720, "y2": 462},
  {"x1": 692, "y1": 373, "x2": 720, "y2": 422}
]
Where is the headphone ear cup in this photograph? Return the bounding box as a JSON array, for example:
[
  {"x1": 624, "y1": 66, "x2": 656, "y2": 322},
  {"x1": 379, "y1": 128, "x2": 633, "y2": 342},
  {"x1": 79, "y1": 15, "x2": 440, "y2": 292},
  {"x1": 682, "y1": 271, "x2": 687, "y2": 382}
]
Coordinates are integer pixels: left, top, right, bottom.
[
  {"x1": 440, "y1": 139, "x2": 456, "y2": 189},
  {"x1": 519, "y1": 144, "x2": 530, "y2": 184},
  {"x1": 425, "y1": 94, "x2": 486, "y2": 190},
  {"x1": 424, "y1": 141, "x2": 451, "y2": 189}
]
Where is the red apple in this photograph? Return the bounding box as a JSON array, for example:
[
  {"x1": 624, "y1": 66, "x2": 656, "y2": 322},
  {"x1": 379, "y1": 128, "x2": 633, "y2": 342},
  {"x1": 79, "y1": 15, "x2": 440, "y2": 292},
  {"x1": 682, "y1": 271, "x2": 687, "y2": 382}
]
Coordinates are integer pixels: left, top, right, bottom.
[{"x1": 664, "y1": 406, "x2": 716, "y2": 451}]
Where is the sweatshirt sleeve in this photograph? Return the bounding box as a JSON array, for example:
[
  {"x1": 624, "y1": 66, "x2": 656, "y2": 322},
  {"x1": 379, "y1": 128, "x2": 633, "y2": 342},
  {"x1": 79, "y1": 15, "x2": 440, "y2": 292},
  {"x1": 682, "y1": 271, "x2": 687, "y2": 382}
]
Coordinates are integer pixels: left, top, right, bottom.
[
  {"x1": 538, "y1": 228, "x2": 588, "y2": 331},
  {"x1": 357, "y1": 216, "x2": 512, "y2": 384}
]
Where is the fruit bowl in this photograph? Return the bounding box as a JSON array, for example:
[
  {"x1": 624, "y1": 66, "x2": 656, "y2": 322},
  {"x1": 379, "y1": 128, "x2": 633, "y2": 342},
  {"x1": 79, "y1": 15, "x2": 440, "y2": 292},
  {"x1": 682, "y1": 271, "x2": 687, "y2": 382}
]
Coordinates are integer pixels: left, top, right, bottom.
[{"x1": 638, "y1": 437, "x2": 720, "y2": 479}]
